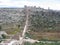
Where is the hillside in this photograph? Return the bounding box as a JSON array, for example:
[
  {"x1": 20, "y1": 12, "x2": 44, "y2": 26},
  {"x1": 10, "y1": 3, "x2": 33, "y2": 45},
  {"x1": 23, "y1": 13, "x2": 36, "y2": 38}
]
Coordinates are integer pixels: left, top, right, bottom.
[{"x1": 0, "y1": 6, "x2": 60, "y2": 40}]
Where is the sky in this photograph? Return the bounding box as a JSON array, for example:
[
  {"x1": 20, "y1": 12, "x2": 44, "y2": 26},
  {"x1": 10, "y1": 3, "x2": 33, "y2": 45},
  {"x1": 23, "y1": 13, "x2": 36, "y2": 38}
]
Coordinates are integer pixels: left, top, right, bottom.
[{"x1": 0, "y1": 0, "x2": 60, "y2": 10}]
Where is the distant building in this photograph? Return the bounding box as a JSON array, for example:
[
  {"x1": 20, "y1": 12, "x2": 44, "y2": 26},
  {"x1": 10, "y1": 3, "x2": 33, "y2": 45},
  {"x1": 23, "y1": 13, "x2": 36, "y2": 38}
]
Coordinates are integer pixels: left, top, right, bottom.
[
  {"x1": 0, "y1": 31, "x2": 7, "y2": 35},
  {"x1": 0, "y1": 31, "x2": 7, "y2": 38}
]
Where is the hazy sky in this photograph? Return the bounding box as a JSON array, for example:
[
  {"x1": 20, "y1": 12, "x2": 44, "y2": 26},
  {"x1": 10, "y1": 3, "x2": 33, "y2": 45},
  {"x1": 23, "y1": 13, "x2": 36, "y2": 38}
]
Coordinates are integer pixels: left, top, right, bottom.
[{"x1": 0, "y1": 0, "x2": 60, "y2": 10}]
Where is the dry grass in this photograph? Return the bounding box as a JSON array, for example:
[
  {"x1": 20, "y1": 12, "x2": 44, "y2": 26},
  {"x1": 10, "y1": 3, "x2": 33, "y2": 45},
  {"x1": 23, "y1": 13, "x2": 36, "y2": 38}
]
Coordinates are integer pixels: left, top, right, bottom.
[{"x1": 29, "y1": 31, "x2": 60, "y2": 40}]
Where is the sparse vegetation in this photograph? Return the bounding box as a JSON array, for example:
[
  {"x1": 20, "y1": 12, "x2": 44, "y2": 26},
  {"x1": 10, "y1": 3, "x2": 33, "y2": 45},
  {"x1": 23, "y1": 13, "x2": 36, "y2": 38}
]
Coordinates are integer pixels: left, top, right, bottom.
[
  {"x1": 0, "y1": 7, "x2": 60, "y2": 45},
  {"x1": 25, "y1": 41, "x2": 60, "y2": 45}
]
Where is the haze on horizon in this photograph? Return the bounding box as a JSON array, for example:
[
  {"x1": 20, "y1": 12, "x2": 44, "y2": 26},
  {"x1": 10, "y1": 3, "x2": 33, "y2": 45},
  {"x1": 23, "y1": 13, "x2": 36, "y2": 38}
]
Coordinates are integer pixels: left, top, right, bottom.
[{"x1": 0, "y1": 0, "x2": 60, "y2": 10}]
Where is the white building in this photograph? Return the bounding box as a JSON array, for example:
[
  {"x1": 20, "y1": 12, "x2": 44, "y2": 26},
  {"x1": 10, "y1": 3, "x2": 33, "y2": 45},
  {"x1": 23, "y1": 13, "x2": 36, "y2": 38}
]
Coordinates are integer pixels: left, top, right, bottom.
[
  {"x1": 0, "y1": 31, "x2": 7, "y2": 38},
  {"x1": 0, "y1": 31, "x2": 7, "y2": 35}
]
